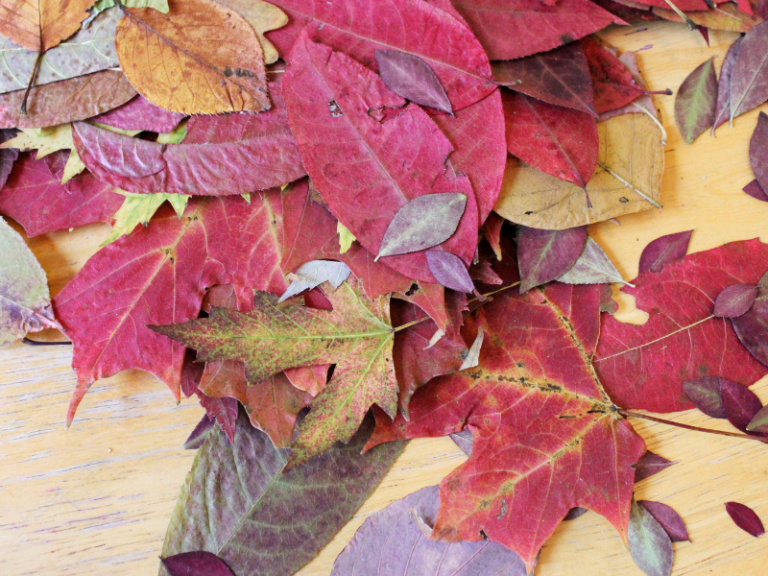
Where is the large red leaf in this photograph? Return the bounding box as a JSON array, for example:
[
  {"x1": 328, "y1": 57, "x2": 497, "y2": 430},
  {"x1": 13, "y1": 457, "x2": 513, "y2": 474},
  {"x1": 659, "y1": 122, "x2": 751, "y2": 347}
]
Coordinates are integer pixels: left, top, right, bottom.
[
  {"x1": 71, "y1": 80, "x2": 305, "y2": 196},
  {"x1": 368, "y1": 282, "x2": 646, "y2": 570},
  {"x1": 0, "y1": 151, "x2": 123, "y2": 237},
  {"x1": 283, "y1": 34, "x2": 478, "y2": 284},
  {"x1": 594, "y1": 239, "x2": 768, "y2": 413},
  {"x1": 265, "y1": 0, "x2": 494, "y2": 111},
  {"x1": 53, "y1": 195, "x2": 287, "y2": 425},
  {"x1": 451, "y1": 0, "x2": 625, "y2": 61}
]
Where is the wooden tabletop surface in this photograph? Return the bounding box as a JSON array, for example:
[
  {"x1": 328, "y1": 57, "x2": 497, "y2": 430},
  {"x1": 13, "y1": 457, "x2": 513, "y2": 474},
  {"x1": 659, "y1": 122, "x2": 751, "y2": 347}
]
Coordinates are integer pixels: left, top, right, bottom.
[{"x1": 2, "y1": 20, "x2": 768, "y2": 576}]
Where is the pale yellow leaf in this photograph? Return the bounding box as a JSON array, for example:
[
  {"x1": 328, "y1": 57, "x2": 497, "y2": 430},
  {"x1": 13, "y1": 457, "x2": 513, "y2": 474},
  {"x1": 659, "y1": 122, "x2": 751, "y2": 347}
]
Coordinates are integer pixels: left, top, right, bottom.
[
  {"x1": 2, "y1": 124, "x2": 73, "y2": 159},
  {"x1": 61, "y1": 149, "x2": 86, "y2": 184},
  {"x1": 103, "y1": 190, "x2": 189, "y2": 245},
  {"x1": 337, "y1": 221, "x2": 356, "y2": 254}
]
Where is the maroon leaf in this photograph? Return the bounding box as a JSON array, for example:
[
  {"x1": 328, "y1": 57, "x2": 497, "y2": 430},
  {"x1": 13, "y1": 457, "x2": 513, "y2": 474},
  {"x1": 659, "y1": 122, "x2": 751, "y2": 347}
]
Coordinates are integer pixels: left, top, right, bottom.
[
  {"x1": 638, "y1": 501, "x2": 690, "y2": 542},
  {"x1": 564, "y1": 507, "x2": 589, "y2": 520},
  {"x1": 183, "y1": 415, "x2": 215, "y2": 450},
  {"x1": 713, "y1": 36, "x2": 743, "y2": 131},
  {"x1": 744, "y1": 179, "x2": 768, "y2": 202},
  {"x1": 730, "y1": 21, "x2": 768, "y2": 121},
  {"x1": 375, "y1": 50, "x2": 453, "y2": 115},
  {"x1": 714, "y1": 284, "x2": 758, "y2": 318},
  {"x1": 517, "y1": 225, "x2": 588, "y2": 293},
  {"x1": 72, "y1": 80, "x2": 305, "y2": 196},
  {"x1": 492, "y1": 42, "x2": 596, "y2": 117},
  {"x1": 425, "y1": 250, "x2": 474, "y2": 293},
  {"x1": 451, "y1": 0, "x2": 624, "y2": 61},
  {"x1": 0, "y1": 151, "x2": 123, "y2": 237},
  {"x1": 582, "y1": 37, "x2": 645, "y2": 114},
  {"x1": 0, "y1": 128, "x2": 18, "y2": 187},
  {"x1": 162, "y1": 551, "x2": 235, "y2": 576},
  {"x1": 502, "y1": 90, "x2": 598, "y2": 187},
  {"x1": 726, "y1": 502, "x2": 765, "y2": 537},
  {"x1": 732, "y1": 273, "x2": 768, "y2": 367},
  {"x1": 750, "y1": 112, "x2": 768, "y2": 194},
  {"x1": 91, "y1": 95, "x2": 185, "y2": 133},
  {"x1": 637, "y1": 230, "x2": 693, "y2": 274},
  {"x1": 720, "y1": 378, "x2": 763, "y2": 432},
  {"x1": 635, "y1": 450, "x2": 675, "y2": 482},
  {"x1": 674, "y1": 57, "x2": 717, "y2": 144},
  {"x1": 683, "y1": 377, "x2": 727, "y2": 418}
]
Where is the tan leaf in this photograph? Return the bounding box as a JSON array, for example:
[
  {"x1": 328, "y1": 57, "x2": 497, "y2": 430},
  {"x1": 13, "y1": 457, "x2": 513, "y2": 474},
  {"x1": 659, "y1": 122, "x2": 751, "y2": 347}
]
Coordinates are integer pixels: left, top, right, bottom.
[
  {"x1": 0, "y1": 0, "x2": 96, "y2": 52},
  {"x1": 653, "y1": 4, "x2": 760, "y2": 33},
  {"x1": 214, "y1": 0, "x2": 287, "y2": 64},
  {"x1": 494, "y1": 113, "x2": 664, "y2": 230},
  {"x1": 115, "y1": 0, "x2": 270, "y2": 114}
]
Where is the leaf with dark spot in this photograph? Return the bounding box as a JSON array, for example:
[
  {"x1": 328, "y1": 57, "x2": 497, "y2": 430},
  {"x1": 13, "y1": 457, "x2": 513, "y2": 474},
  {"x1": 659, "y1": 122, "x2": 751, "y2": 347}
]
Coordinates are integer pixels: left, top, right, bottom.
[
  {"x1": 675, "y1": 57, "x2": 717, "y2": 144},
  {"x1": 634, "y1": 451, "x2": 675, "y2": 482},
  {"x1": 725, "y1": 501, "x2": 765, "y2": 537},
  {"x1": 517, "y1": 225, "x2": 588, "y2": 293},
  {"x1": 714, "y1": 284, "x2": 758, "y2": 318},
  {"x1": 628, "y1": 499, "x2": 674, "y2": 576},
  {"x1": 683, "y1": 377, "x2": 728, "y2": 418},
  {"x1": 713, "y1": 36, "x2": 743, "y2": 131},
  {"x1": 638, "y1": 500, "x2": 690, "y2": 542},
  {"x1": 375, "y1": 50, "x2": 453, "y2": 114},
  {"x1": 638, "y1": 230, "x2": 693, "y2": 274},
  {"x1": 720, "y1": 378, "x2": 763, "y2": 432},
  {"x1": 425, "y1": 250, "x2": 474, "y2": 293},
  {"x1": 162, "y1": 551, "x2": 234, "y2": 576},
  {"x1": 730, "y1": 21, "x2": 768, "y2": 121}
]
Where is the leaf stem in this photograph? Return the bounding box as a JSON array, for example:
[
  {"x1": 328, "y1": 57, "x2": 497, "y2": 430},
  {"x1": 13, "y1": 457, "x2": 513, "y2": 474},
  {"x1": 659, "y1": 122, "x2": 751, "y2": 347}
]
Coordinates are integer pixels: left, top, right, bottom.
[
  {"x1": 619, "y1": 410, "x2": 768, "y2": 444},
  {"x1": 20, "y1": 51, "x2": 42, "y2": 116},
  {"x1": 662, "y1": 0, "x2": 697, "y2": 30},
  {"x1": 597, "y1": 162, "x2": 663, "y2": 209}
]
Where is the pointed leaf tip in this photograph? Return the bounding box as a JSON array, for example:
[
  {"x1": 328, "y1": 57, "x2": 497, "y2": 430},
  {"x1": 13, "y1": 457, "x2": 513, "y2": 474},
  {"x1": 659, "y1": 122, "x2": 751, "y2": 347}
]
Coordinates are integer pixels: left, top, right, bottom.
[
  {"x1": 517, "y1": 226, "x2": 588, "y2": 293},
  {"x1": 714, "y1": 284, "x2": 758, "y2": 318},
  {"x1": 629, "y1": 500, "x2": 674, "y2": 576},
  {"x1": 726, "y1": 502, "x2": 765, "y2": 537},
  {"x1": 683, "y1": 377, "x2": 727, "y2": 418},
  {"x1": 720, "y1": 379, "x2": 763, "y2": 433},
  {"x1": 638, "y1": 230, "x2": 693, "y2": 274},
  {"x1": 674, "y1": 57, "x2": 717, "y2": 144},
  {"x1": 162, "y1": 551, "x2": 235, "y2": 576},
  {"x1": 375, "y1": 50, "x2": 453, "y2": 115},
  {"x1": 425, "y1": 250, "x2": 474, "y2": 293},
  {"x1": 634, "y1": 451, "x2": 676, "y2": 483},
  {"x1": 638, "y1": 500, "x2": 690, "y2": 542}
]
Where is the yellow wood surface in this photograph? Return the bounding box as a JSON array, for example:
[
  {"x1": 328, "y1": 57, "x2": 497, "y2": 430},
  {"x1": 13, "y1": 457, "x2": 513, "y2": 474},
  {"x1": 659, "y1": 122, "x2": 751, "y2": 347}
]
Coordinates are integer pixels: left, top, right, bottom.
[{"x1": 2, "y1": 20, "x2": 768, "y2": 576}]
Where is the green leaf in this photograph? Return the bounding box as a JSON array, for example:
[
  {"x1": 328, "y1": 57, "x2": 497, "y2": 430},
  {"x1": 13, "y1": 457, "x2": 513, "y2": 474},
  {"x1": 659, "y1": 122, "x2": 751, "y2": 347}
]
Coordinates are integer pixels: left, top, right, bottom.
[
  {"x1": 102, "y1": 190, "x2": 189, "y2": 246},
  {"x1": 0, "y1": 216, "x2": 60, "y2": 344},
  {"x1": 338, "y1": 220, "x2": 356, "y2": 254},
  {"x1": 160, "y1": 411, "x2": 404, "y2": 576}
]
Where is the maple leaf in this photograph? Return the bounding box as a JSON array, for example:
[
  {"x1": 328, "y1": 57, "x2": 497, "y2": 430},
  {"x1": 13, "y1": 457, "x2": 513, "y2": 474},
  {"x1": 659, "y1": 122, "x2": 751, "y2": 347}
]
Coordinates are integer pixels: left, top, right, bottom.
[
  {"x1": 594, "y1": 239, "x2": 768, "y2": 413},
  {"x1": 367, "y1": 281, "x2": 646, "y2": 571},
  {"x1": 53, "y1": 195, "x2": 287, "y2": 426},
  {"x1": 114, "y1": 0, "x2": 270, "y2": 114},
  {"x1": 0, "y1": 0, "x2": 97, "y2": 52},
  {"x1": 152, "y1": 277, "x2": 398, "y2": 467},
  {"x1": 72, "y1": 79, "x2": 303, "y2": 196},
  {"x1": 283, "y1": 33, "x2": 478, "y2": 284}
]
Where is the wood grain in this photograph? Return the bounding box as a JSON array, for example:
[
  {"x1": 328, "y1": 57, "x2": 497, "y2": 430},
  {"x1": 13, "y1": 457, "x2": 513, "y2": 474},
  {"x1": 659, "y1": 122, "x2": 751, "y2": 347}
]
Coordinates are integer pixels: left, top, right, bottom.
[{"x1": 2, "y1": 20, "x2": 768, "y2": 576}]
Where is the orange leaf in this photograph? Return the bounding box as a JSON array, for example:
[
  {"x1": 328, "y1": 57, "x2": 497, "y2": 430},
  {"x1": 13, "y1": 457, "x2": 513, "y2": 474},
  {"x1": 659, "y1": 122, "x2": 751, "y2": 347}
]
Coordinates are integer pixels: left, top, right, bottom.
[{"x1": 0, "y1": 0, "x2": 96, "y2": 52}]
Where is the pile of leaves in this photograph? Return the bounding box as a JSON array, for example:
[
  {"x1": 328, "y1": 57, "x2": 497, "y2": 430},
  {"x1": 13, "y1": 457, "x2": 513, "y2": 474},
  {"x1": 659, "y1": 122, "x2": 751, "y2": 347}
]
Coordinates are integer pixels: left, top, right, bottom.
[{"x1": 1, "y1": 0, "x2": 768, "y2": 575}]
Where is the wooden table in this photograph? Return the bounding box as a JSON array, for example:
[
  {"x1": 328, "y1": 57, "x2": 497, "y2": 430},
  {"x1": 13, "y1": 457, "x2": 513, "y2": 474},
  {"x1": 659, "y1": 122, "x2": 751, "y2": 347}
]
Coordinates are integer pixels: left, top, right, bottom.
[{"x1": 2, "y1": 20, "x2": 768, "y2": 576}]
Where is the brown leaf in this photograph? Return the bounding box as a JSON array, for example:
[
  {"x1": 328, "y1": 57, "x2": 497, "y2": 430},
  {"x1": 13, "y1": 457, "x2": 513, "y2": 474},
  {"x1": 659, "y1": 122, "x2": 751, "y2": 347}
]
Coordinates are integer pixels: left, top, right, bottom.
[
  {"x1": 494, "y1": 114, "x2": 664, "y2": 230},
  {"x1": 0, "y1": 0, "x2": 97, "y2": 52},
  {"x1": 214, "y1": 0, "x2": 288, "y2": 64},
  {"x1": 115, "y1": 0, "x2": 270, "y2": 114}
]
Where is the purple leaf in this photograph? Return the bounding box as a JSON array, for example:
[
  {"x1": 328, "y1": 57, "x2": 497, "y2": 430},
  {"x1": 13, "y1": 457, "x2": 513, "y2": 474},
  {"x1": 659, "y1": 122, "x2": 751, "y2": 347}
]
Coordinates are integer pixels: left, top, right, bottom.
[
  {"x1": 450, "y1": 428, "x2": 473, "y2": 456},
  {"x1": 638, "y1": 230, "x2": 693, "y2": 274},
  {"x1": 0, "y1": 128, "x2": 18, "y2": 188},
  {"x1": 425, "y1": 250, "x2": 474, "y2": 293},
  {"x1": 375, "y1": 50, "x2": 453, "y2": 115},
  {"x1": 635, "y1": 450, "x2": 676, "y2": 482},
  {"x1": 183, "y1": 414, "x2": 216, "y2": 450},
  {"x1": 713, "y1": 36, "x2": 743, "y2": 132},
  {"x1": 377, "y1": 193, "x2": 467, "y2": 259},
  {"x1": 563, "y1": 507, "x2": 589, "y2": 521},
  {"x1": 747, "y1": 405, "x2": 768, "y2": 433},
  {"x1": 730, "y1": 20, "x2": 768, "y2": 121},
  {"x1": 683, "y1": 377, "x2": 727, "y2": 418},
  {"x1": 732, "y1": 275, "x2": 768, "y2": 367},
  {"x1": 726, "y1": 502, "x2": 765, "y2": 537},
  {"x1": 629, "y1": 500, "x2": 674, "y2": 576},
  {"x1": 720, "y1": 378, "x2": 763, "y2": 433},
  {"x1": 331, "y1": 486, "x2": 530, "y2": 576},
  {"x1": 91, "y1": 95, "x2": 186, "y2": 133},
  {"x1": 638, "y1": 501, "x2": 690, "y2": 542},
  {"x1": 674, "y1": 57, "x2": 717, "y2": 144},
  {"x1": 714, "y1": 284, "x2": 758, "y2": 318},
  {"x1": 516, "y1": 226, "x2": 588, "y2": 293},
  {"x1": 750, "y1": 112, "x2": 768, "y2": 194},
  {"x1": 743, "y1": 179, "x2": 768, "y2": 202},
  {"x1": 162, "y1": 551, "x2": 235, "y2": 576}
]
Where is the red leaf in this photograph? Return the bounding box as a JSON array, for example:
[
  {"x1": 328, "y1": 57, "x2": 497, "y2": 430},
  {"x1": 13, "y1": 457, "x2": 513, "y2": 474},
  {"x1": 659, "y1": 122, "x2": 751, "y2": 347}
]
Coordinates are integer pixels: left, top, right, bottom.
[
  {"x1": 728, "y1": 21, "x2": 768, "y2": 121},
  {"x1": 53, "y1": 195, "x2": 286, "y2": 425},
  {"x1": 266, "y1": 0, "x2": 494, "y2": 111},
  {"x1": 725, "y1": 501, "x2": 765, "y2": 537},
  {"x1": 595, "y1": 240, "x2": 768, "y2": 412},
  {"x1": 425, "y1": 250, "x2": 474, "y2": 293},
  {"x1": 198, "y1": 394, "x2": 239, "y2": 444},
  {"x1": 91, "y1": 95, "x2": 185, "y2": 133},
  {"x1": 368, "y1": 282, "x2": 646, "y2": 570},
  {"x1": 638, "y1": 230, "x2": 693, "y2": 274},
  {"x1": 683, "y1": 376, "x2": 728, "y2": 418},
  {"x1": 0, "y1": 151, "x2": 123, "y2": 237},
  {"x1": 581, "y1": 37, "x2": 645, "y2": 114},
  {"x1": 743, "y1": 179, "x2": 768, "y2": 202},
  {"x1": 162, "y1": 551, "x2": 235, "y2": 576},
  {"x1": 72, "y1": 80, "x2": 305, "y2": 196},
  {"x1": 404, "y1": 282, "x2": 450, "y2": 332},
  {"x1": 451, "y1": 0, "x2": 624, "y2": 61},
  {"x1": 502, "y1": 91, "x2": 598, "y2": 187},
  {"x1": 283, "y1": 34, "x2": 478, "y2": 283},
  {"x1": 482, "y1": 213, "x2": 505, "y2": 261},
  {"x1": 493, "y1": 42, "x2": 596, "y2": 117},
  {"x1": 750, "y1": 112, "x2": 768, "y2": 194}
]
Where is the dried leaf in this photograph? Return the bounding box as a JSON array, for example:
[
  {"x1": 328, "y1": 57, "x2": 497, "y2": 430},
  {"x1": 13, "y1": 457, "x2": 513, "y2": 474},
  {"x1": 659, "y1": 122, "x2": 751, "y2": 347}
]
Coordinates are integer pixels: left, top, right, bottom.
[
  {"x1": 183, "y1": 414, "x2": 215, "y2": 450},
  {"x1": 91, "y1": 94, "x2": 184, "y2": 133},
  {"x1": 214, "y1": 0, "x2": 287, "y2": 64},
  {"x1": 2, "y1": 123, "x2": 73, "y2": 159},
  {"x1": 713, "y1": 37, "x2": 743, "y2": 131},
  {"x1": 714, "y1": 283, "x2": 758, "y2": 318},
  {"x1": 732, "y1": 271, "x2": 768, "y2": 367},
  {"x1": 115, "y1": 0, "x2": 270, "y2": 114},
  {"x1": 638, "y1": 501, "x2": 690, "y2": 542},
  {"x1": 750, "y1": 112, "x2": 768, "y2": 193},
  {"x1": 582, "y1": 37, "x2": 645, "y2": 114},
  {"x1": 558, "y1": 237, "x2": 626, "y2": 285},
  {"x1": 102, "y1": 191, "x2": 189, "y2": 245},
  {"x1": 638, "y1": 230, "x2": 693, "y2": 274},
  {"x1": 654, "y1": 4, "x2": 760, "y2": 32},
  {"x1": 495, "y1": 114, "x2": 664, "y2": 230},
  {"x1": 746, "y1": 404, "x2": 768, "y2": 432},
  {"x1": 730, "y1": 20, "x2": 768, "y2": 121},
  {"x1": 635, "y1": 450, "x2": 675, "y2": 482},
  {"x1": 331, "y1": 486, "x2": 529, "y2": 576},
  {"x1": 0, "y1": 0, "x2": 97, "y2": 52},
  {"x1": 162, "y1": 551, "x2": 234, "y2": 576},
  {"x1": 683, "y1": 377, "x2": 728, "y2": 418},
  {"x1": 425, "y1": 250, "x2": 474, "y2": 293},
  {"x1": 160, "y1": 412, "x2": 404, "y2": 576},
  {"x1": 375, "y1": 50, "x2": 453, "y2": 115},
  {"x1": 725, "y1": 501, "x2": 765, "y2": 537},
  {"x1": 279, "y1": 260, "x2": 351, "y2": 302},
  {"x1": 628, "y1": 500, "x2": 674, "y2": 576},
  {"x1": 721, "y1": 377, "x2": 763, "y2": 432},
  {"x1": 338, "y1": 221, "x2": 355, "y2": 254},
  {"x1": 675, "y1": 57, "x2": 717, "y2": 144},
  {"x1": 458, "y1": 326, "x2": 483, "y2": 370},
  {"x1": 517, "y1": 225, "x2": 588, "y2": 293},
  {"x1": 743, "y1": 179, "x2": 768, "y2": 202}
]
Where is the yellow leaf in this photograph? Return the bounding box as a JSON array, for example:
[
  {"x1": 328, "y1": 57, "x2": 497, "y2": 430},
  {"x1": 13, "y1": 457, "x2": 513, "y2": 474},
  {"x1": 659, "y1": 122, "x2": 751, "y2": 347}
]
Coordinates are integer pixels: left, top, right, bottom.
[
  {"x1": 494, "y1": 114, "x2": 664, "y2": 230},
  {"x1": 115, "y1": 0, "x2": 270, "y2": 114},
  {"x1": 214, "y1": 0, "x2": 287, "y2": 64},
  {"x1": 0, "y1": 0, "x2": 97, "y2": 52},
  {"x1": 337, "y1": 221, "x2": 356, "y2": 254},
  {"x1": 61, "y1": 149, "x2": 86, "y2": 184},
  {"x1": 103, "y1": 190, "x2": 189, "y2": 245},
  {"x1": 2, "y1": 124, "x2": 73, "y2": 159},
  {"x1": 156, "y1": 121, "x2": 187, "y2": 144}
]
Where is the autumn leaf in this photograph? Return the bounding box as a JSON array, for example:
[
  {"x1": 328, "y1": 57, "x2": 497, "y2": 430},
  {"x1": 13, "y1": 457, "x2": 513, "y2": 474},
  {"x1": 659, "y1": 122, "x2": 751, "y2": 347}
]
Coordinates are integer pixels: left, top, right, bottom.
[
  {"x1": 102, "y1": 190, "x2": 189, "y2": 245},
  {"x1": 0, "y1": 127, "x2": 17, "y2": 187},
  {"x1": 638, "y1": 229, "x2": 693, "y2": 274},
  {"x1": 654, "y1": 3, "x2": 760, "y2": 33},
  {"x1": 594, "y1": 239, "x2": 768, "y2": 413},
  {"x1": 213, "y1": 0, "x2": 287, "y2": 65},
  {"x1": 634, "y1": 450, "x2": 675, "y2": 482},
  {"x1": 730, "y1": 20, "x2": 768, "y2": 122},
  {"x1": 160, "y1": 411, "x2": 404, "y2": 576},
  {"x1": 732, "y1": 270, "x2": 768, "y2": 366},
  {"x1": 72, "y1": 80, "x2": 303, "y2": 195},
  {"x1": 279, "y1": 260, "x2": 351, "y2": 302},
  {"x1": 331, "y1": 486, "x2": 529, "y2": 576},
  {"x1": 750, "y1": 112, "x2": 768, "y2": 194},
  {"x1": 115, "y1": 0, "x2": 270, "y2": 114},
  {"x1": 283, "y1": 34, "x2": 478, "y2": 283},
  {"x1": 91, "y1": 94, "x2": 184, "y2": 133},
  {"x1": 628, "y1": 499, "x2": 673, "y2": 576},
  {"x1": 375, "y1": 50, "x2": 453, "y2": 115},
  {"x1": 367, "y1": 282, "x2": 646, "y2": 571},
  {"x1": 725, "y1": 501, "x2": 765, "y2": 537},
  {"x1": 582, "y1": 37, "x2": 646, "y2": 114},
  {"x1": 0, "y1": 215, "x2": 60, "y2": 344},
  {"x1": 558, "y1": 237, "x2": 627, "y2": 285},
  {"x1": 0, "y1": 0, "x2": 97, "y2": 52},
  {"x1": 517, "y1": 225, "x2": 588, "y2": 293},
  {"x1": 162, "y1": 552, "x2": 234, "y2": 576},
  {"x1": 713, "y1": 37, "x2": 743, "y2": 131},
  {"x1": 675, "y1": 57, "x2": 717, "y2": 144},
  {"x1": 495, "y1": 114, "x2": 664, "y2": 230},
  {"x1": 638, "y1": 501, "x2": 690, "y2": 542}
]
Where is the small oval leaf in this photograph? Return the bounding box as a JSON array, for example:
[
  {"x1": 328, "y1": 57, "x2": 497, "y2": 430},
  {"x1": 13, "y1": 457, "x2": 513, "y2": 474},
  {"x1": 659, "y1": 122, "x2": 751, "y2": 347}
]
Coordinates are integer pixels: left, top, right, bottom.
[
  {"x1": 726, "y1": 501, "x2": 765, "y2": 537},
  {"x1": 720, "y1": 379, "x2": 763, "y2": 433},
  {"x1": 162, "y1": 551, "x2": 235, "y2": 576},
  {"x1": 634, "y1": 450, "x2": 676, "y2": 483},
  {"x1": 517, "y1": 225, "x2": 588, "y2": 293},
  {"x1": 674, "y1": 57, "x2": 717, "y2": 144},
  {"x1": 714, "y1": 284, "x2": 758, "y2": 318},
  {"x1": 375, "y1": 50, "x2": 453, "y2": 115},
  {"x1": 638, "y1": 500, "x2": 690, "y2": 542},
  {"x1": 683, "y1": 376, "x2": 727, "y2": 419},
  {"x1": 377, "y1": 193, "x2": 467, "y2": 259},
  {"x1": 629, "y1": 500, "x2": 674, "y2": 576},
  {"x1": 425, "y1": 250, "x2": 474, "y2": 293},
  {"x1": 638, "y1": 230, "x2": 693, "y2": 274}
]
